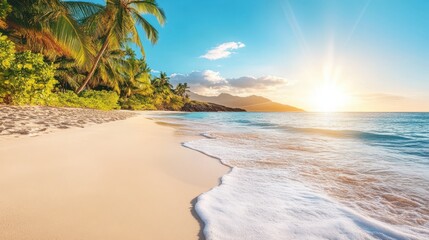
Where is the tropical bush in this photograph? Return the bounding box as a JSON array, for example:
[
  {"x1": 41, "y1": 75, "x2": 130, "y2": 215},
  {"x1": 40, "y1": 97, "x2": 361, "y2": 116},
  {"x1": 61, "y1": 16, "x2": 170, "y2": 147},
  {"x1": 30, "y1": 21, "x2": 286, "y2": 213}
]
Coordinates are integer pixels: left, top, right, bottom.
[
  {"x1": 0, "y1": 34, "x2": 58, "y2": 105},
  {"x1": 120, "y1": 95, "x2": 156, "y2": 110},
  {"x1": 168, "y1": 94, "x2": 186, "y2": 111},
  {"x1": 152, "y1": 93, "x2": 185, "y2": 111},
  {"x1": 79, "y1": 90, "x2": 119, "y2": 110},
  {"x1": 51, "y1": 90, "x2": 120, "y2": 110},
  {"x1": 0, "y1": 33, "x2": 14, "y2": 68}
]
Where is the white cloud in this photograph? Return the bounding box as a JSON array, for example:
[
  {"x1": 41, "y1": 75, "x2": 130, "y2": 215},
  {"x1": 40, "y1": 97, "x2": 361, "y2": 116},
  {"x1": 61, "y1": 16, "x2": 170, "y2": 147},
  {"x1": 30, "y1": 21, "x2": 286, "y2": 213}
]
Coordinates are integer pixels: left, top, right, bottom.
[
  {"x1": 170, "y1": 70, "x2": 288, "y2": 95},
  {"x1": 228, "y1": 76, "x2": 287, "y2": 89},
  {"x1": 200, "y1": 42, "x2": 245, "y2": 60},
  {"x1": 171, "y1": 70, "x2": 226, "y2": 87}
]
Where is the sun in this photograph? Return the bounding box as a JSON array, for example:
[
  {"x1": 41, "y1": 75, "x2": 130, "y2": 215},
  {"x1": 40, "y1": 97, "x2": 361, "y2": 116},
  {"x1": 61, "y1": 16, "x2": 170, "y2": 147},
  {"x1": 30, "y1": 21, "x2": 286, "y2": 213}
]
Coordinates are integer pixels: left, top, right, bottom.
[{"x1": 311, "y1": 84, "x2": 349, "y2": 112}]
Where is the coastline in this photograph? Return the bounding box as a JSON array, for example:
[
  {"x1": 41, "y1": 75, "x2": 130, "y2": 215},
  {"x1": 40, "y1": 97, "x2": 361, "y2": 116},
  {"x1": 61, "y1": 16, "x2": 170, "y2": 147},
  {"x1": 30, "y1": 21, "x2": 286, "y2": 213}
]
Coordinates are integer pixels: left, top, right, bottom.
[{"x1": 0, "y1": 109, "x2": 228, "y2": 240}]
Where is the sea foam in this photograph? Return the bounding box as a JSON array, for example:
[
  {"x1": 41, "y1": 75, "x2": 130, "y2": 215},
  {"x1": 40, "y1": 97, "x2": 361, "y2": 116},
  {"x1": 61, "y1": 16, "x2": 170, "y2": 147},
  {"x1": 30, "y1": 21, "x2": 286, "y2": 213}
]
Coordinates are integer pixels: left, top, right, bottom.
[
  {"x1": 158, "y1": 112, "x2": 429, "y2": 240},
  {"x1": 186, "y1": 140, "x2": 421, "y2": 240}
]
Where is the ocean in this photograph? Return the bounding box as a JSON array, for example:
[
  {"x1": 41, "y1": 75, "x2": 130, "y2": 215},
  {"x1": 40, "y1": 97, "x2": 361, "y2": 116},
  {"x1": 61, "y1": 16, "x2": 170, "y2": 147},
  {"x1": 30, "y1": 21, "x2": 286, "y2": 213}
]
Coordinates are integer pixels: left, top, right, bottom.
[{"x1": 153, "y1": 112, "x2": 429, "y2": 240}]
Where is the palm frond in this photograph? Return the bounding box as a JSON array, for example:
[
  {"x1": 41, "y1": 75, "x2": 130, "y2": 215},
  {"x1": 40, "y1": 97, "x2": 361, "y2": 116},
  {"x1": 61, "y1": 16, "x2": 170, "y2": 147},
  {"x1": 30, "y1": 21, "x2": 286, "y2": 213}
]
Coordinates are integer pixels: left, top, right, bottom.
[
  {"x1": 62, "y1": 1, "x2": 104, "y2": 22},
  {"x1": 6, "y1": 0, "x2": 94, "y2": 66},
  {"x1": 49, "y1": 14, "x2": 93, "y2": 66},
  {"x1": 131, "y1": 10, "x2": 158, "y2": 44},
  {"x1": 130, "y1": 0, "x2": 166, "y2": 25}
]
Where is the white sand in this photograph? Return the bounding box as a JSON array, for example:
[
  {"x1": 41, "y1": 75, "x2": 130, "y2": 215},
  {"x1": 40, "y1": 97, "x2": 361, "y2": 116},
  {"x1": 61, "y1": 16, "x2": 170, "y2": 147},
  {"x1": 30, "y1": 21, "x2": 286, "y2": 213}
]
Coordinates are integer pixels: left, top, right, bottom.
[{"x1": 0, "y1": 112, "x2": 228, "y2": 240}]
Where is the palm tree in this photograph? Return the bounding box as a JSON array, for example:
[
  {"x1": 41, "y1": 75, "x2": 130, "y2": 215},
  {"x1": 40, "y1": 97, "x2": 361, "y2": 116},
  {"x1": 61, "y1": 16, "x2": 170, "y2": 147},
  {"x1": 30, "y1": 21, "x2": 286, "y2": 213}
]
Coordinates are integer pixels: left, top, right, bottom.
[
  {"x1": 175, "y1": 83, "x2": 190, "y2": 98},
  {"x1": 54, "y1": 56, "x2": 86, "y2": 91},
  {"x1": 151, "y1": 72, "x2": 174, "y2": 109},
  {"x1": 76, "y1": 0, "x2": 166, "y2": 94},
  {"x1": 119, "y1": 49, "x2": 153, "y2": 98},
  {"x1": 152, "y1": 72, "x2": 173, "y2": 94},
  {"x1": 4, "y1": 0, "x2": 102, "y2": 65}
]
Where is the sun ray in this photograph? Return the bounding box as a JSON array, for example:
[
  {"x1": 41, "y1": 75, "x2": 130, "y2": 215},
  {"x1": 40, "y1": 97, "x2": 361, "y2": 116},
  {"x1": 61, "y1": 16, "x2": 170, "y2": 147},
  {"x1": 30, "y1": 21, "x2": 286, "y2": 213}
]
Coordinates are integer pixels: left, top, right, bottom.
[
  {"x1": 281, "y1": 1, "x2": 311, "y2": 58},
  {"x1": 345, "y1": 0, "x2": 372, "y2": 45}
]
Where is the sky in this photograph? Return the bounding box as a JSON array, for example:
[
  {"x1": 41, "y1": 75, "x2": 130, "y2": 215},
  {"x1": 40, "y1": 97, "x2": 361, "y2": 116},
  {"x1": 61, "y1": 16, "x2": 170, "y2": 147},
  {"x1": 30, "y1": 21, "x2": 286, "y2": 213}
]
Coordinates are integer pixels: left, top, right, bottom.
[{"x1": 89, "y1": 0, "x2": 429, "y2": 112}]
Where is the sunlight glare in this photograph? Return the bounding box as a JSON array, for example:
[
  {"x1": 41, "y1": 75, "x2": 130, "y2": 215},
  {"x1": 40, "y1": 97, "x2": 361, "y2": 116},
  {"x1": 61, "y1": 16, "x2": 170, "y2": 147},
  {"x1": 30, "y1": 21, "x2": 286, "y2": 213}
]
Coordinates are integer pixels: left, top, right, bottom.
[{"x1": 312, "y1": 84, "x2": 349, "y2": 112}]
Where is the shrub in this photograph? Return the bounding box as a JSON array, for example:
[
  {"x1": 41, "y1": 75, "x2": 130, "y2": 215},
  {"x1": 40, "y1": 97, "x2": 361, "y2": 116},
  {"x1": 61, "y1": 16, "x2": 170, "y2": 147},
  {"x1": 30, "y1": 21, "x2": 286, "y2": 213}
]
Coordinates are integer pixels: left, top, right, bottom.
[
  {"x1": 0, "y1": 33, "x2": 14, "y2": 69},
  {"x1": 0, "y1": 34, "x2": 58, "y2": 105},
  {"x1": 0, "y1": 0, "x2": 10, "y2": 18},
  {"x1": 168, "y1": 95, "x2": 185, "y2": 111},
  {"x1": 152, "y1": 92, "x2": 185, "y2": 111},
  {"x1": 80, "y1": 90, "x2": 120, "y2": 110},
  {"x1": 51, "y1": 90, "x2": 120, "y2": 110},
  {"x1": 120, "y1": 94, "x2": 156, "y2": 110}
]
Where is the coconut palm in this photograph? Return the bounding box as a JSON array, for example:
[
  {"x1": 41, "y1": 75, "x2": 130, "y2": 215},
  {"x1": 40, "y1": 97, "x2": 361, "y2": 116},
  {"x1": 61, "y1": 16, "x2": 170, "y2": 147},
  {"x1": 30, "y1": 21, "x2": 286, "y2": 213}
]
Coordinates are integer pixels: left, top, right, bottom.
[
  {"x1": 152, "y1": 72, "x2": 173, "y2": 94},
  {"x1": 54, "y1": 57, "x2": 86, "y2": 91},
  {"x1": 75, "y1": 0, "x2": 166, "y2": 94},
  {"x1": 117, "y1": 49, "x2": 153, "y2": 98},
  {"x1": 4, "y1": 0, "x2": 102, "y2": 65},
  {"x1": 175, "y1": 83, "x2": 189, "y2": 98},
  {"x1": 92, "y1": 49, "x2": 127, "y2": 91}
]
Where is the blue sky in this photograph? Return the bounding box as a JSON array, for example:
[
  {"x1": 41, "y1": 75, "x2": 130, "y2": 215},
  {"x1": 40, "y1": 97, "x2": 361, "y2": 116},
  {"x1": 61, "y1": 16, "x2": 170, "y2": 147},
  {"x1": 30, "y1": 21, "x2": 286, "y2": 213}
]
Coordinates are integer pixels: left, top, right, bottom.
[{"x1": 88, "y1": 0, "x2": 429, "y2": 111}]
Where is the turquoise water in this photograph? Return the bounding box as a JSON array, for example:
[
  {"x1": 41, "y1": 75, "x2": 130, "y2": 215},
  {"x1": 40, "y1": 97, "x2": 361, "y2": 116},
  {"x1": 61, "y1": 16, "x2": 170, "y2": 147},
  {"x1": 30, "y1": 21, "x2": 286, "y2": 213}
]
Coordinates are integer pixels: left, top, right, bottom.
[{"x1": 158, "y1": 112, "x2": 429, "y2": 240}]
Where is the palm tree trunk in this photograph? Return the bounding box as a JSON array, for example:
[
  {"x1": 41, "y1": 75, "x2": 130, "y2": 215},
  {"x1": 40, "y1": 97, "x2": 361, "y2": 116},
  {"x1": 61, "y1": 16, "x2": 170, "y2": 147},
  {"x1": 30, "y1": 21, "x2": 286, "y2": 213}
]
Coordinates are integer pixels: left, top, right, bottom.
[{"x1": 76, "y1": 37, "x2": 110, "y2": 94}]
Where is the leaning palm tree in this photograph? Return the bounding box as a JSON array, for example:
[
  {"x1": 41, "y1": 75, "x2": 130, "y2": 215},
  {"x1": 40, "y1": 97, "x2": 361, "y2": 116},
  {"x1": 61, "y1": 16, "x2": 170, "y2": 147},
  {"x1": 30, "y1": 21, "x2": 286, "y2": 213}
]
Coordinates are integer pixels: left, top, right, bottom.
[
  {"x1": 75, "y1": 0, "x2": 165, "y2": 94},
  {"x1": 4, "y1": 0, "x2": 102, "y2": 65}
]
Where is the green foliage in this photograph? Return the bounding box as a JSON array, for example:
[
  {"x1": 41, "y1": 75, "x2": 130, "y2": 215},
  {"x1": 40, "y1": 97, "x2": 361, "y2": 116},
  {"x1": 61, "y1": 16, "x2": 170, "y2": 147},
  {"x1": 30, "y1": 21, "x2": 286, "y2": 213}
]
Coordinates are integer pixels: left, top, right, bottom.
[
  {"x1": 152, "y1": 90, "x2": 187, "y2": 111},
  {"x1": 51, "y1": 90, "x2": 120, "y2": 110},
  {"x1": 2, "y1": 52, "x2": 57, "y2": 105},
  {"x1": 118, "y1": 53, "x2": 153, "y2": 98},
  {"x1": 120, "y1": 94, "x2": 156, "y2": 110},
  {"x1": 79, "y1": 90, "x2": 119, "y2": 110},
  {"x1": 0, "y1": 33, "x2": 15, "y2": 69},
  {"x1": 0, "y1": 2, "x2": 192, "y2": 112},
  {"x1": 118, "y1": 70, "x2": 188, "y2": 111},
  {"x1": 168, "y1": 94, "x2": 186, "y2": 111},
  {"x1": 150, "y1": 72, "x2": 187, "y2": 110},
  {"x1": 0, "y1": 34, "x2": 119, "y2": 110},
  {"x1": 54, "y1": 57, "x2": 86, "y2": 91},
  {"x1": 175, "y1": 83, "x2": 190, "y2": 98},
  {"x1": 0, "y1": 0, "x2": 11, "y2": 20},
  {"x1": 5, "y1": 0, "x2": 99, "y2": 65},
  {"x1": 75, "y1": 0, "x2": 166, "y2": 93},
  {"x1": 116, "y1": 52, "x2": 160, "y2": 110},
  {"x1": 0, "y1": 34, "x2": 58, "y2": 105}
]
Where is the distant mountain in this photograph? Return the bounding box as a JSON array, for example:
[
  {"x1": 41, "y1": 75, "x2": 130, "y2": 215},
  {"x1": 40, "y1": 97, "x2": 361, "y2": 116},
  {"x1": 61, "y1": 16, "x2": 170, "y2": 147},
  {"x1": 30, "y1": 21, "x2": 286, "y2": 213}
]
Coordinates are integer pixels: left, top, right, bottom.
[
  {"x1": 188, "y1": 92, "x2": 304, "y2": 112},
  {"x1": 182, "y1": 101, "x2": 246, "y2": 112}
]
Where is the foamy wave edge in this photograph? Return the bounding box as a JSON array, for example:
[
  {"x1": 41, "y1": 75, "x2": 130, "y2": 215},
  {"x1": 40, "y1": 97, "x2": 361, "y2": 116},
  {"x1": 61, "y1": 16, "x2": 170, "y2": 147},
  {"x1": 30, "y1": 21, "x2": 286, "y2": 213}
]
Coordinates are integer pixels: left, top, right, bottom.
[{"x1": 182, "y1": 136, "x2": 419, "y2": 240}]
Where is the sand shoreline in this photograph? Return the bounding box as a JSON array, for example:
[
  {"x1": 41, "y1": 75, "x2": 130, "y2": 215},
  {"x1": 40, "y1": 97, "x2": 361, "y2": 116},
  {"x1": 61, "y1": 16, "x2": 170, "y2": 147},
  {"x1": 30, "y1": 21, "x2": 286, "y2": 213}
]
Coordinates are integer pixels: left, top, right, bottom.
[{"x1": 0, "y1": 108, "x2": 228, "y2": 240}]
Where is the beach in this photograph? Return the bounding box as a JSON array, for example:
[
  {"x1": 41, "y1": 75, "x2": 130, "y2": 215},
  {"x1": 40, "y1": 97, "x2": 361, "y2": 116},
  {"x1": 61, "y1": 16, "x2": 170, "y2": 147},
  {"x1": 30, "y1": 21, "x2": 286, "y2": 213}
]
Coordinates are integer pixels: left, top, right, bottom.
[
  {"x1": 1, "y1": 108, "x2": 428, "y2": 240},
  {"x1": 0, "y1": 107, "x2": 228, "y2": 240}
]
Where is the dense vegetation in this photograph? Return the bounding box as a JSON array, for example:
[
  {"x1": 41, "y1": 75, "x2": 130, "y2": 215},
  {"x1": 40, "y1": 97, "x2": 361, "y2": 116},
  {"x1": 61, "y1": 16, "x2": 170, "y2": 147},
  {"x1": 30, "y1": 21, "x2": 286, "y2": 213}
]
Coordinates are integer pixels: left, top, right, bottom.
[{"x1": 0, "y1": 0, "x2": 190, "y2": 111}]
